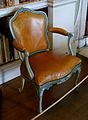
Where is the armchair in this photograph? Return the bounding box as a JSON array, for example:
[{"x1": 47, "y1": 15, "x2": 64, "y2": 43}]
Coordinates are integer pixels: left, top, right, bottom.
[{"x1": 9, "y1": 8, "x2": 81, "y2": 113}]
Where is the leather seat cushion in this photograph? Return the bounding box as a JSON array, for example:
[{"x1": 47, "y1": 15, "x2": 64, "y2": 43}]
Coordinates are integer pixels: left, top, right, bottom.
[{"x1": 20, "y1": 51, "x2": 81, "y2": 85}]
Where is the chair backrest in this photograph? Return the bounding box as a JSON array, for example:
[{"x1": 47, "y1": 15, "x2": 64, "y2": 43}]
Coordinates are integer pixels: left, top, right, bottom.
[{"x1": 9, "y1": 8, "x2": 49, "y2": 54}]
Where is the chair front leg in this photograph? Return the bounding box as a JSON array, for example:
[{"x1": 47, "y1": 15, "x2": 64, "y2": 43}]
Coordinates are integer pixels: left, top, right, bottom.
[
  {"x1": 18, "y1": 75, "x2": 25, "y2": 93},
  {"x1": 75, "y1": 65, "x2": 81, "y2": 91},
  {"x1": 38, "y1": 87, "x2": 45, "y2": 113}
]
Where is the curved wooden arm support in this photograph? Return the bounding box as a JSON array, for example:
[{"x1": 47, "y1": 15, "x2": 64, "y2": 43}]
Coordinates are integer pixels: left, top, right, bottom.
[
  {"x1": 49, "y1": 27, "x2": 69, "y2": 36},
  {"x1": 24, "y1": 50, "x2": 34, "y2": 80},
  {"x1": 67, "y1": 33, "x2": 74, "y2": 55}
]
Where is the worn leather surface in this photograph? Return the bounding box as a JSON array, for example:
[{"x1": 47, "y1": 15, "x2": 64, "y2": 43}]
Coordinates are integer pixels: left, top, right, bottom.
[
  {"x1": 12, "y1": 11, "x2": 47, "y2": 53},
  {"x1": 49, "y1": 27, "x2": 68, "y2": 36},
  {"x1": 21, "y1": 51, "x2": 81, "y2": 85}
]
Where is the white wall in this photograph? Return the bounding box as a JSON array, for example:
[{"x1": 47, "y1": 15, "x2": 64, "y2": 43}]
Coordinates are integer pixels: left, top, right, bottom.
[
  {"x1": 48, "y1": 0, "x2": 77, "y2": 54},
  {"x1": 53, "y1": 1, "x2": 76, "y2": 52}
]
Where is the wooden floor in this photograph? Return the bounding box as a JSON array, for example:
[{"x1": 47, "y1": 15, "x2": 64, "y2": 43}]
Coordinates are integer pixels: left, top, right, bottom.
[
  {"x1": 36, "y1": 79, "x2": 88, "y2": 120},
  {"x1": 0, "y1": 55, "x2": 88, "y2": 120}
]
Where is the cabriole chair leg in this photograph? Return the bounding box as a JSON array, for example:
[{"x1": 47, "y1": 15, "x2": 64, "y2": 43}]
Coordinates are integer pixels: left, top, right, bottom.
[
  {"x1": 18, "y1": 76, "x2": 25, "y2": 93},
  {"x1": 75, "y1": 67, "x2": 81, "y2": 91},
  {"x1": 38, "y1": 88, "x2": 45, "y2": 113}
]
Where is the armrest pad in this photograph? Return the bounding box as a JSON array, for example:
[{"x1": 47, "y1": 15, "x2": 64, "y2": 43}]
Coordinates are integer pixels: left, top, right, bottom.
[
  {"x1": 12, "y1": 40, "x2": 25, "y2": 52},
  {"x1": 49, "y1": 27, "x2": 69, "y2": 36}
]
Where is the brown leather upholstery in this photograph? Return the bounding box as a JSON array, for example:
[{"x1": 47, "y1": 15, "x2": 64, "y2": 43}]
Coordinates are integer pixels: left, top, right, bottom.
[
  {"x1": 12, "y1": 11, "x2": 47, "y2": 53},
  {"x1": 21, "y1": 50, "x2": 81, "y2": 85}
]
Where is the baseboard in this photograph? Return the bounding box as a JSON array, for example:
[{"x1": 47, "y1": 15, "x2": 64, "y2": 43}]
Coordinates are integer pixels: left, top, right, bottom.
[{"x1": 0, "y1": 60, "x2": 20, "y2": 85}]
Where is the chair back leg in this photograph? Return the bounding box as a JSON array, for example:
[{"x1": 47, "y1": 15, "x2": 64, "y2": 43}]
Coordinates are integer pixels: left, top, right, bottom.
[{"x1": 75, "y1": 65, "x2": 81, "y2": 91}]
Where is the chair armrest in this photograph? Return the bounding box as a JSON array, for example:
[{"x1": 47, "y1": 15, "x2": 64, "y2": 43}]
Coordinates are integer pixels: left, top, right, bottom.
[
  {"x1": 12, "y1": 40, "x2": 25, "y2": 52},
  {"x1": 12, "y1": 40, "x2": 26, "y2": 62},
  {"x1": 13, "y1": 40, "x2": 34, "y2": 80},
  {"x1": 49, "y1": 27, "x2": 74, "y2": 55},
  {"x1": 49, "y1": 27, "x2": 69, "y2": 36}
]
